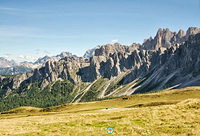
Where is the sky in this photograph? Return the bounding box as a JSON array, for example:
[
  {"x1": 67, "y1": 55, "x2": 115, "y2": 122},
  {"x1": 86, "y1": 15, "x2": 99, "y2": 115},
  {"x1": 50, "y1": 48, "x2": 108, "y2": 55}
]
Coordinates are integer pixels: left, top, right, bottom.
[{"x1": 0, "y1": 0, "x2": 200, "y2": 62}]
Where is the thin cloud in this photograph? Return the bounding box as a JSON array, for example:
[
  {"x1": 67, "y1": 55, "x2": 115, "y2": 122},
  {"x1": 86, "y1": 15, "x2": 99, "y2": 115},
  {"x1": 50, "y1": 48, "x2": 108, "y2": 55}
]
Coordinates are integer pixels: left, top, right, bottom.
[
  {"x1": 35, "y1": 49, "x2": 40, "y2": 55},
  {"x1": 111, "y1": 39, "x2": 118, "y2": 43},
  {"x1": 18, "y1": 55, "x2": 38, "y2": 61},
  {"x1": 0, "y1": 33, "x2": 76, "y2": 39},
  {"x1": 3, "y1": 53, "x2": 12, "y2": 59},
  {"x1": 35, "y1": 49, "x2": 40, "y2": 52},
  {"x1": 0, "y1": 7, "x2": 18, "y2": 11},
  {"x1": 3, "y1": 55, "x2": 9, "y2": 59},
  {"x1": 0, "y1": 6, "x2": 136, "y2": 18},
  {"x1": 44, "y1": 50, "x2": 50, "y2": 54},
  {"x1": 4, "y1": 53, "x2": 12, "y2": 56},
  {"x1": 0, "y1": 26, "x2": 77, "y2": 39}
]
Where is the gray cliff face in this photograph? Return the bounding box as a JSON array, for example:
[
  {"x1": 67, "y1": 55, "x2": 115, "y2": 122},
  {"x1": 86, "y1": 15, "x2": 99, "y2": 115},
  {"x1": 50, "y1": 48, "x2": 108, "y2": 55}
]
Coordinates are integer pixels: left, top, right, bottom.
[
  {"x1": 8, "y1": 57, "x2": 89, "y2": 89},
  {"x1": 78, "y1": 32, "x2": 200, "y2": 94},
  {"x1": 123, "y1": 33, "x2": 200, "y2": 93},
  {"x1": 83, "y1": 43, "x2": 140, "y2": 59},
  {"x1": 79, "y1": 43, "x2": 141, "y2": 81}
]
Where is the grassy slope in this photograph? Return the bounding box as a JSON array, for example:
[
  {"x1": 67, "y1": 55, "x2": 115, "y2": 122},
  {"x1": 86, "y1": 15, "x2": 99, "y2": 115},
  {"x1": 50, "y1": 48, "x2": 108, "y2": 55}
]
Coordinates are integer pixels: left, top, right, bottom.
[{"x1": 0, "y1": 87, "x2": 200, "y2": 135}]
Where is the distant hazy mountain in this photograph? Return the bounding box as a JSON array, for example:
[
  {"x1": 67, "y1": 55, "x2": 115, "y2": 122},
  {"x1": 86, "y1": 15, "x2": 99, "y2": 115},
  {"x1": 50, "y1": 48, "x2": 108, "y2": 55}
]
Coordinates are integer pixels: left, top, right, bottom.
[
  {"x1": 0, "y1": 66, "x2": 32, "y2": 75},
  {"x1": 34, "y1": 52, "x2": 77, "y2": 66},
  {"x1": 0, "y1": 58, "x2": 32, "y2": 75},
  {"x1": 0, "y1": 52, "x2": 76, "y2": 75},
  {"x1": 0, "y1": 57, "x2": 18, "y2": 68},
  {"x1": 83, "y1": 46, "x2": 100, "y2": 58}
]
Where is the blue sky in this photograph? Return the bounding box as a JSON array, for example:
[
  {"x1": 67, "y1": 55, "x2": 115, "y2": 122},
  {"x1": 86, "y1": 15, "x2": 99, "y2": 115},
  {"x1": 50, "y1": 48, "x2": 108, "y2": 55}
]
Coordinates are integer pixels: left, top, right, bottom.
[{"x1": 0, "y1": 0, "x2": 200, "y2": 62}]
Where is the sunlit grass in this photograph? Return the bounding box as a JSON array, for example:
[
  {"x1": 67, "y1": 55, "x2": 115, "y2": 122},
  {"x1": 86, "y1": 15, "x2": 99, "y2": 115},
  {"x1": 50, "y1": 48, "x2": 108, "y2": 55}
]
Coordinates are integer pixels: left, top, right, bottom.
[{"x1": 1, "y1": 87, "x2": 200, "y2": 135}]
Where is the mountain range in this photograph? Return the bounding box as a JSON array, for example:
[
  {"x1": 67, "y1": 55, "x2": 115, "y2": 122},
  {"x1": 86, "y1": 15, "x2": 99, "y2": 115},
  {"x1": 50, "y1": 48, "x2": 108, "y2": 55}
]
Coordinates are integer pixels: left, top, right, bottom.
[
  {"x1": 0, "y1": 52, "x2": 77, "y2": 75},
  {"x1": 0, "y1": 27, "x2": 200, "y2": 111},
  {"x1": 2, "y1": 27, "x2": 200, "y2": 75}
]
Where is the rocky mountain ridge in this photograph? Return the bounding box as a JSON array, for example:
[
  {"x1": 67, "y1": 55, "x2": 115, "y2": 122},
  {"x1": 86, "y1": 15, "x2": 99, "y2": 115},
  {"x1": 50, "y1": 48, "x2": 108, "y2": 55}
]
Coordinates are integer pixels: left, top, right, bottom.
[{"x1": 0, "y1": 27, "x2": 200, "y2": 106}]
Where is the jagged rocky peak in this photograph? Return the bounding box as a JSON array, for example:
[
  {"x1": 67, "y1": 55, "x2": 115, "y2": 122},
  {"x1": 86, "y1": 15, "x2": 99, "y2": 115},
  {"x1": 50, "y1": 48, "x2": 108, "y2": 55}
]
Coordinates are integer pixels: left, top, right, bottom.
[
  {"x1": 186, "y1": 27, "x2": 200, "y2": 38},
  {"x1": 58, "y1": 52, "x2": 72, "y2": 58},
  {"x1": 142, "y1": 27, "x2": 200, "y2": 50},
  {"x1": 94, "y1": 43, "x2": 120, "y2": 56},
  {"x1": 78, "y1": 42, "x2": 143, "y2": 81},
  {"x1": 94, "y1": 42, "x2": 140, "y2": 57},
  {"x1": 57, "y1": 52, "x2": 78, "y2": 58},
  {"x1": 120, "y1": 33, "x2": 200, "y2": 93},
  {"x1": 144, "y1": 36, "x2": 153, "y2": 43},
  {"x1": 155, "y1": 28, "x2": 175, "y2": 49},
  {"x1": 34, "y1": 51, "x2": 77, "y2": 66},
  {"x1": 177, "y1": 29, "x2": 186, "y2": 37}
]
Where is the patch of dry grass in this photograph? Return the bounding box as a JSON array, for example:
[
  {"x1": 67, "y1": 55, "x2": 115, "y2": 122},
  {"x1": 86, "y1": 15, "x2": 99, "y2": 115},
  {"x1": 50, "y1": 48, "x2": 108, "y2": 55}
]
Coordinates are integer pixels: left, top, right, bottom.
[
  {"x1": 1, "y1": 107, "x2": 42, "y2": 114},
  {"x1": 0, "y1": 87, "x2": 200, "y2": 135}
]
